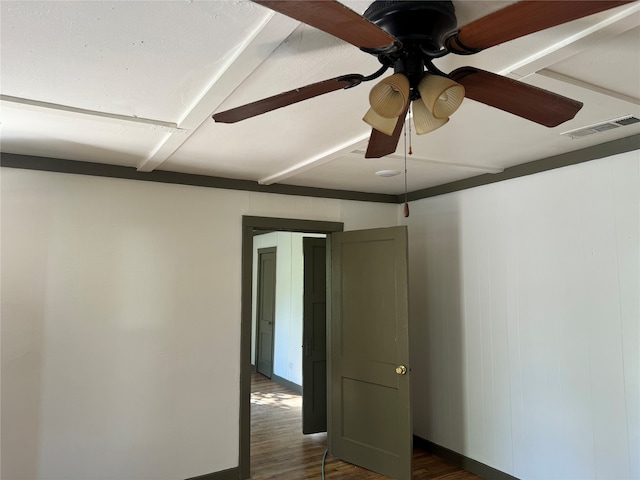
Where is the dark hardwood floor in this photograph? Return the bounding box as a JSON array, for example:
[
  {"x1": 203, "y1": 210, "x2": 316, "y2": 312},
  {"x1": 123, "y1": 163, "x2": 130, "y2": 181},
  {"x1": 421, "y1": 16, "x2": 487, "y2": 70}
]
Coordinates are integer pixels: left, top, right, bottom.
[{"x1": 250, "y1": 373, "x2": 481, "y2": 480}]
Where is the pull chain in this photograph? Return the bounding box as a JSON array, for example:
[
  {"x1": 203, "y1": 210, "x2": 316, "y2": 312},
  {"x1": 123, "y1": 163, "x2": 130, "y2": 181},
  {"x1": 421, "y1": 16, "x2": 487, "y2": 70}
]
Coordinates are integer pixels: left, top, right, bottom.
[
  {"x1": 403, "y1": 106, "x2": 410, "y2": 218},
  {"x1": 408, "y1": 111, "x2": 413, "y2": 156}
]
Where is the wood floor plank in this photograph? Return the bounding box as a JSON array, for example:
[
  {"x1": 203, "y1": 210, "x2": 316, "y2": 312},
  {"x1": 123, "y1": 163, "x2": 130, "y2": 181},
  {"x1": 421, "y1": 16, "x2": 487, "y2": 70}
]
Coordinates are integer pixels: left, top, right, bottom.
[{"x1": 250, "y1": 373, "x2": 480, "y2": 479}]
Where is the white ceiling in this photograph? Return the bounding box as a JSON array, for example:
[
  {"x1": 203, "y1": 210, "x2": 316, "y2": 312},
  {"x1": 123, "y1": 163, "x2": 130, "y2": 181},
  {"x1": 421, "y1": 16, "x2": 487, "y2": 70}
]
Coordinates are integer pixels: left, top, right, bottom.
[{"x1": 2, "y1": 0, "x2": 639, "y2": 195}]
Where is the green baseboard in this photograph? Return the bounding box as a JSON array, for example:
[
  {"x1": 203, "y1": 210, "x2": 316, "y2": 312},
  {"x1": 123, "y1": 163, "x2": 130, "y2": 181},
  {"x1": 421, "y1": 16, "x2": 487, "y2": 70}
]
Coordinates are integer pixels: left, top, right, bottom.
[
  {"x1": 183, "y1": 437, "x2": 516, "y2": 480},
  {"x1": 185, "y1": 466, "x2": 239, "y2": 480},
  {"x1": 271, "y1": 373, "x2": 302, "y2": 395},
  {"x1": 414, "y1": 435, "x2": 520, "y2": 480}
]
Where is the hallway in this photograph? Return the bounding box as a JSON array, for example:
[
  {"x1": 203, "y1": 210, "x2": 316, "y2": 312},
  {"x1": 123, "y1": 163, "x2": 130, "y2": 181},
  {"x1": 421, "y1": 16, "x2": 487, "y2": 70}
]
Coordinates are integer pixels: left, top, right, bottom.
[{"x1": 250, "y1": 373, "x2": 481, "y2": 479}]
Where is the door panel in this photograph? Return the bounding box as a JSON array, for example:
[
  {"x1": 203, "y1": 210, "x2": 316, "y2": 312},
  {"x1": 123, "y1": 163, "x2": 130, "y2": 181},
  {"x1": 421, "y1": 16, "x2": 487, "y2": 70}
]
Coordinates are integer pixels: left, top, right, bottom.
[
  {"x1": 330, "y1": 226, "x2": 411, "y2": 479},
  {"x1": 302, "y1": 237, "x2": 327, "y2": 434},
  {"x1": 257, "y1": 248, "x2": 276, "y2": 378}
]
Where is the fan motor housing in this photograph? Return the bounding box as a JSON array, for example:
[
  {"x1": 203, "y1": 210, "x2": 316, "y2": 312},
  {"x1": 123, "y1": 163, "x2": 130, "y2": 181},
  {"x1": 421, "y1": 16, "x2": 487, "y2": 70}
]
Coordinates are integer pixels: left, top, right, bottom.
[{"x1": 363, "y1": 0, "x2": 457, "y2": 52}]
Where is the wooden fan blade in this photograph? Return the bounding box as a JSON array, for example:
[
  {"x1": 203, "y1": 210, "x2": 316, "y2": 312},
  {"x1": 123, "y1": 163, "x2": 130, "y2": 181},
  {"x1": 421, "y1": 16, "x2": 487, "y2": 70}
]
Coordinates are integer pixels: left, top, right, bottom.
[
  {"x1": 213, "y1": 77, "x2": 358, "y2": 123},
  {"x1": 254, "y1": 0, "x2": 399, "y2": 51},
  {"x1": 365, "y1": 102, "x2": 410, "y2": 158},
  {"x1": 449, "y1": 1, "x2": 634, "y2": 54},
  {"x1": 450, "y1": 67, "x2": 583, "y2": 127}
]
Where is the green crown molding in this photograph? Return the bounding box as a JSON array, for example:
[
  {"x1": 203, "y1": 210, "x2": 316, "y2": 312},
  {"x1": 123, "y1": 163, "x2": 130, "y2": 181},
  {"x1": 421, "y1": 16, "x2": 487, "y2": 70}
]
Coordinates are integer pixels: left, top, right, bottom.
[
  {"x1": 0, "y1": 153, "x2": 396, "y2": 204},
  {"x1": 408, "y1": 134, "x2": 640, "y2": 201},
  {"x1": 2, "y1": 133, "x2": 637, "y2": 203}
]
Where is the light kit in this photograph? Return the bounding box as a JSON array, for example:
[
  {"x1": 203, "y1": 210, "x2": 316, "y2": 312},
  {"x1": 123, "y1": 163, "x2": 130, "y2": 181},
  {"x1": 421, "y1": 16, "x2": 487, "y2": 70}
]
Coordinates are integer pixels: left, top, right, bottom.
[{"x1": 365, "y1": 71, "x2": 463, "y2": 137}]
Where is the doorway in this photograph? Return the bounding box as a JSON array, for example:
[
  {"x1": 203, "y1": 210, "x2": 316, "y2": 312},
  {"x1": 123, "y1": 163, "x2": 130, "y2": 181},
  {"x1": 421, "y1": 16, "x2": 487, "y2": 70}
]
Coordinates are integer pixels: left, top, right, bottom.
[
  {"x1": 241, "y1": 217, "x2": 412, "y2": 479},
  {"x1": 240, "y1": 217, "x2": 344, "y2": 479}
]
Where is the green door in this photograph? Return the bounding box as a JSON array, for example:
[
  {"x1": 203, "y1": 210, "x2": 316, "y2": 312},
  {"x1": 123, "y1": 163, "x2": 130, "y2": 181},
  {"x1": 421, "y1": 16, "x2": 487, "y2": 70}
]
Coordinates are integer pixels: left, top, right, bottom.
[
  {"x1": 302, "y1": 237, "x2": 327, "y2": 434},
  {"x1": 330, "y1": 226, "x2": 411, "y2": 479},
  {"x1": 256, "y1": 247, "x2": 276, "y2": 378}
]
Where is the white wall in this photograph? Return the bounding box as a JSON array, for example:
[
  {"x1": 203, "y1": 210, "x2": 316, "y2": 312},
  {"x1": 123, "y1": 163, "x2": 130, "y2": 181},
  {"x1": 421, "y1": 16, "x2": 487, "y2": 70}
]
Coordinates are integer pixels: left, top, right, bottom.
[
  {"x1": 405, "y1": 151, "x2": 639, "y2": 479},
  {"x1": 272, "y1": 233, "x2": 303, "y2": 386},
  {"x1": 251, "y1": 231, "x2": 324, "y2": 387},
  {"x1": 4, "y1": 149, "x2": 637, "y2": 480},
  {"x1": 0, "y1": 167, "x2": 399, "y2": 480}
]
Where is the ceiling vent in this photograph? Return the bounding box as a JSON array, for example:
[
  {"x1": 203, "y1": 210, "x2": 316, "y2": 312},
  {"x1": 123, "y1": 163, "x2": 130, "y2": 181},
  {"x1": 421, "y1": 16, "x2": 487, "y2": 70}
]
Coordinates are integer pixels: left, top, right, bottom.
[{"x1": 561, "y1": 115, "x2": 640, "y2": 139}]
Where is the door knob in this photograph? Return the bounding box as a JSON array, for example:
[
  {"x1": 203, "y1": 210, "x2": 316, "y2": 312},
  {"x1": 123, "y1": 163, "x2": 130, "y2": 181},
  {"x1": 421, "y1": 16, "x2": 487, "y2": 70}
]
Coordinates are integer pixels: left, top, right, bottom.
[{"x1": 395, "y1": 365, "x2": 407, "y2": 375}]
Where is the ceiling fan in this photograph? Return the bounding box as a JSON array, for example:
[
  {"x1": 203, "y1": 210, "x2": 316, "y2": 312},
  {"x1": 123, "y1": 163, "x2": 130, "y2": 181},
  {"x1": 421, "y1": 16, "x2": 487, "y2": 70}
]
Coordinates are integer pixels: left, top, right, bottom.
[{"x1": 212, "y1": 0, "x2": 633, "y2": 158}]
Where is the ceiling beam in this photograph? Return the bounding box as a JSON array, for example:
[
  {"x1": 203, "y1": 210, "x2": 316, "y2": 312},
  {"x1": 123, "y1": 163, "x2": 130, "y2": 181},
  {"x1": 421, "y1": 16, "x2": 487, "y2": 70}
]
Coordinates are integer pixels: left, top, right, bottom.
[
  {"x1": 0, "y1": 95, "x2": 186, "y2": 133},
  {"x1": 258, "y1": 132, "x2": 370, "y2": 185},
  {"x1": 535, "y1": 69, "x2": 640, "y2": 105},
  {"x1": 136, "y1": 11, "x2": 300, "y2": 172},
  {"x1": 500, "y1": 2, "x2": 640, "y2": 79},
  {"x1": 348, "y1": 151, "x2": 505, "y2": 174},
  {"x1": 258, "y1": 137, "x2": 505, "y2": 186}
]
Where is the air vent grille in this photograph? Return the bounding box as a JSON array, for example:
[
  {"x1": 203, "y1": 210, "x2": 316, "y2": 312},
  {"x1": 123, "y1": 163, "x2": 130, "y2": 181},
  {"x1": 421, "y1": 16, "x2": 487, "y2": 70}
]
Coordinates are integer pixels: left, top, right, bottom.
[{"x1": 561, "y1": 115, "x2": 640, "y2": 139}]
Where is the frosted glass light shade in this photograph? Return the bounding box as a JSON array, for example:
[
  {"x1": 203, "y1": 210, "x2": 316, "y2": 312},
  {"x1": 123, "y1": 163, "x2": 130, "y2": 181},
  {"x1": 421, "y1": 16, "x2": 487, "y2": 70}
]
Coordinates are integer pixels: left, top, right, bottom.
[
  {"x1": 418, "y1": 74, "x2": 464, "y2": 119},
  {"x1": 369, "y1": 73, "x2": 410, "y2": 118},
  {"x1": 363, "y1": 108, "x2": 398, "y2": 136},
  {"x1": 413, "y1": 99, "x2": 448, "y2": 135}
]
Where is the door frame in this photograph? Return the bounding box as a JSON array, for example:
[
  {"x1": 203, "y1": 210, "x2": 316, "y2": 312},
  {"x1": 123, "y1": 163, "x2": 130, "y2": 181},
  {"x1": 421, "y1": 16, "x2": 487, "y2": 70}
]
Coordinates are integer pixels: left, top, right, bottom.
[
  {"x1": 240, "y1": 216, "x2": 343, "y2": 479},
  {"x1": 255, "y1": 246, "x2": 277, "y2": 379}
]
